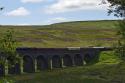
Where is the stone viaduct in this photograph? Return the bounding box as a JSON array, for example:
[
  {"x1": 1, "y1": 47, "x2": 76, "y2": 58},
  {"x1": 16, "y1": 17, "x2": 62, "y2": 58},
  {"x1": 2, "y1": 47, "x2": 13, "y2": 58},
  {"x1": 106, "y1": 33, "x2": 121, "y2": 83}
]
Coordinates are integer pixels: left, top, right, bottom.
[{"x1": 0, "y1": 47, "x2": 112, "y2": 76}]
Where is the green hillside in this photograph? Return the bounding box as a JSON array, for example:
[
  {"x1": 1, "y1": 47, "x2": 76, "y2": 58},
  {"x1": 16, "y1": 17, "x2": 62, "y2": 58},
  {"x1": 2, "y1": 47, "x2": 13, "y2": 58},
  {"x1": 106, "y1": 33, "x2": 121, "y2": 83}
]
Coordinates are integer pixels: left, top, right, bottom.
[
  {"x1": 0, "y1": 20, "x2": 118, "y2": 48},
  {"x1": 1, "y1": 20, "x2": 125, "y2": 83}
]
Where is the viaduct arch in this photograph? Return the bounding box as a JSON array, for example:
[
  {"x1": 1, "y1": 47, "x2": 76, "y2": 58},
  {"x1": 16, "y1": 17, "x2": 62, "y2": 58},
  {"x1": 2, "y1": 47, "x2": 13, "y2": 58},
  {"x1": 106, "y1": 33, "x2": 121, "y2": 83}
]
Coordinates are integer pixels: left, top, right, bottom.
[
  {"x1": 36, "y1": 55, "x2": 47, "y2": 70},
  {"x1": 74, "y1": 54, "x2": 83, "y2": 66},
  {"x1": 52, "y1": 55, "x2": 61, "y2": 68},
  {"x1": 23, "y1": 55, "x2": 35, "y2": 73},
  {"x1": 63, "y1": 54, "x2": 72, "y2": 67}
]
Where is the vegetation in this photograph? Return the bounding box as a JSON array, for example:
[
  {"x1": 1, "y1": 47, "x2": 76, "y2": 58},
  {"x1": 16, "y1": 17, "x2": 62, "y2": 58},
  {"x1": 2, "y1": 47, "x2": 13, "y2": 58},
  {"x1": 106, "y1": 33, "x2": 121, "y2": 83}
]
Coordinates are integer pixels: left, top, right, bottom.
[
  {"x1": 0, "y1": 30, "x2": 20, "y2": 65},
  {"x1": 0, "y1": 7, "x2": 4, "y2": 11},
  {"x1": 107, "y1": 0, "x2": 125, "y2": 18},
  {"x1": 0, "y1": 20, "x2": 118, "y2": 48},
  {"x1": 107, "y1": 0, "x2": 125, "y2": 60},
  {"x1": 0, "y1": 78, "x2": 14, "y2": 83},
  {"x1": 0, "y1": 30, "x2": 20, "y2": 83}
]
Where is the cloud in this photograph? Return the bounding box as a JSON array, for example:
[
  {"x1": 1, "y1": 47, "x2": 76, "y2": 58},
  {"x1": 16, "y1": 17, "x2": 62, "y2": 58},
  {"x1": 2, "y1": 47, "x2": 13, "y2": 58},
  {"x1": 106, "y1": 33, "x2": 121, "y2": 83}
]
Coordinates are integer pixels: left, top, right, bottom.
[
  {"x1": 6, "y1": 7, "x2": 30, "y2": 16},
  {"x1": 45, "y1": 0, "x2": 110, "y2": 14},
  {"x1": 21, "y1": 0, "x2": 43, "y2": 3},
  {"x1": 52, "y1": 17, "x2": 70, "y2": 22},
  {"x1": 46, "y1": 17, "x2": 70, "y2": 24},
  {"x1": 16, "y1": 23, "x2": 31, "y2": 25}
]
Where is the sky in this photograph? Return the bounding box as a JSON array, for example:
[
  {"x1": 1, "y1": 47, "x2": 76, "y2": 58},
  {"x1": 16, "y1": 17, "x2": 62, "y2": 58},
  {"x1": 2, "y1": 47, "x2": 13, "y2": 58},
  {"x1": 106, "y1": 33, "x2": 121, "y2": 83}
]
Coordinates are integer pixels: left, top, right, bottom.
[{"x1": 0, "y1": 0, "x2": 119, "y2": 25}]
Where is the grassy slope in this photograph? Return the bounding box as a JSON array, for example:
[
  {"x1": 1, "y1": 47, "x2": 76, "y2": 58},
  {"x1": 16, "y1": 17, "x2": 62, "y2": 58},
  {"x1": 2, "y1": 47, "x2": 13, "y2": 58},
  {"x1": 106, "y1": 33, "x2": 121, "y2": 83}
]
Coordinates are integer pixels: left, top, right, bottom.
[
  {"x1": 0, "y1": 20, "x2": 118, "y2": 48},
  {"x1": 1, "y1": 20, "x2": 125, "y2": 83}
]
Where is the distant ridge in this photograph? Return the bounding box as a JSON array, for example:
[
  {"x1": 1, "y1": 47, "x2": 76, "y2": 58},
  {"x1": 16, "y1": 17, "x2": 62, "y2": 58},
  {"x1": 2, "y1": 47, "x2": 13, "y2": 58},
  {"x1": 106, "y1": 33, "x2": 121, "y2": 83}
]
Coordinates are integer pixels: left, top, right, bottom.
[{"x1": 0, "y1": 20, "x2": 119, "y2": 26}]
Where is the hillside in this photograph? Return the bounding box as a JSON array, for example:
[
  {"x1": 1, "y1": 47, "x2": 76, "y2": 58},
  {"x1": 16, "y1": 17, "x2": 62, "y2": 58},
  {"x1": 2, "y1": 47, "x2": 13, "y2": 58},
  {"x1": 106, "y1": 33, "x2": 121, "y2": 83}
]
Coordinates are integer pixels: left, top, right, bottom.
[
  {"x1": 1, "y1": 20, "x2": 125, "y2": 83},
  {"x1": 0, "y1": 20, "x2": 118, "y2": 48}
]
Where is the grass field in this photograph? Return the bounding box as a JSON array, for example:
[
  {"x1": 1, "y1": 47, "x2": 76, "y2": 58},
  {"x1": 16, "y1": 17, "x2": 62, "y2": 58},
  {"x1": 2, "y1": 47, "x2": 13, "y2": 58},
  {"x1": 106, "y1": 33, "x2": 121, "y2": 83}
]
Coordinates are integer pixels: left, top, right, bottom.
[{"x1": 0, "y1": 20, "x2": 118, "y2": 48}]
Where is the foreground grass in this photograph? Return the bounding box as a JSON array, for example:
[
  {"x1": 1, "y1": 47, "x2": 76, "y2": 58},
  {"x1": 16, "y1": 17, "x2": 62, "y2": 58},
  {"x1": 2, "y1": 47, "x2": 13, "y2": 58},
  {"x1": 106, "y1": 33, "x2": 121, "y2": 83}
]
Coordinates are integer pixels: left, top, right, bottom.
[{"x1": 1, "y1": 51, "x2": 125, "y2": 83}]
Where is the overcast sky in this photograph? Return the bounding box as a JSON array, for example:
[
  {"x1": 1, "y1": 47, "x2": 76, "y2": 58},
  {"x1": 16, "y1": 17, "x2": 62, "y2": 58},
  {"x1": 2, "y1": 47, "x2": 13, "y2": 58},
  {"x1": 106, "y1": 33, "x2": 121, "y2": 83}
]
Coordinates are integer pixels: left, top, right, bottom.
[{"x1": 0, "y1": 0, "x2": 118, "y2": 25}]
